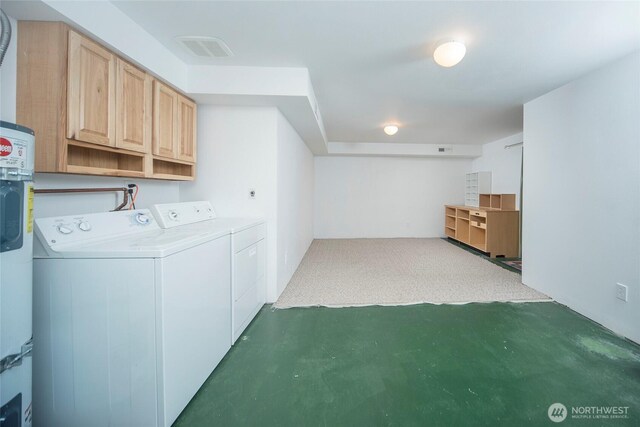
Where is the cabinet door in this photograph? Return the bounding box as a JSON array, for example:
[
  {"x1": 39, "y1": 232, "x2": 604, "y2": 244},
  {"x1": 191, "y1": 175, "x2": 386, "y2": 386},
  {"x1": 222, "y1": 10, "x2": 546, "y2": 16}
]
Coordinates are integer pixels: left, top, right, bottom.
[
  {"x1": 116, "y1": 59, "x2": 152, "y2": 153},
  {"x1": 177, "y1": 96, "x2": 197, "y2": 163},
  {"x1": 67, "y1": 30, "x2": 116, "y2": 146},
  {"x1": 152, "y1": 81, "x2": 178, "y2": 159}
]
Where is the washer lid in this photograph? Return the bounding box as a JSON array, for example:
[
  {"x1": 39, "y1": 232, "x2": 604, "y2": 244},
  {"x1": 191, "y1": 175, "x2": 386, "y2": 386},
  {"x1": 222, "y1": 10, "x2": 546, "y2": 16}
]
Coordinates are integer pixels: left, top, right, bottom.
[
  {"x1": 49, "y1": 226, "x2": 229, "y2": 258},
  {"x1": 35, "y1": 220, "x2": 231, "y2": 259},
  {"x1": 35, "y1": 209, "x2": 227, "y2": 258}
]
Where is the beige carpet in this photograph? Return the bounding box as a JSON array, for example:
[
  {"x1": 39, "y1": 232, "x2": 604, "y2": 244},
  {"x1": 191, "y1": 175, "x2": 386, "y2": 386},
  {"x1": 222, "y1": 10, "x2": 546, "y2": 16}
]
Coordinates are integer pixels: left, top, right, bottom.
[{"x1": 274, "y1": 238, "x2": 549, "y2": 308}]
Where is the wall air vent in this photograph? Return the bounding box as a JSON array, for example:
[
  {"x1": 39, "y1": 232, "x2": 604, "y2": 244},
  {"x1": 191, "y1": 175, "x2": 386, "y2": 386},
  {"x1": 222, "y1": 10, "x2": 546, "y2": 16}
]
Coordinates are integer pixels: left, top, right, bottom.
[{"x1": 176, "y1": 36, "x2": 234, "y2": 58}]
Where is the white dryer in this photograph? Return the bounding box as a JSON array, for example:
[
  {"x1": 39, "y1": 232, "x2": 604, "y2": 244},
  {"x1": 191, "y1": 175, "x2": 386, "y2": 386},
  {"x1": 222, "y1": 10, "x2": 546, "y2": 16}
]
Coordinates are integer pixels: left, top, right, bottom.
[
  {"x1": 151, "y1": 202, "x2": 266, "y2": 344},
  {"x1": 33, "y1": 209, "x2": 231, "y2": 427}
]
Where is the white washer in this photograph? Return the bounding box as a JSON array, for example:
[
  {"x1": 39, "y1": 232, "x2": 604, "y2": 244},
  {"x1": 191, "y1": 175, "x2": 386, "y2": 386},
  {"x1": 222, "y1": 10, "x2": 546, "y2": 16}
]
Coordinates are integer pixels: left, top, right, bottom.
[
  {"x1": 151, "y1": 202, "x2": 266, "y2": 344},
  {"x1": 33, "y1": 209, "x2": 231, "y2": 427}
]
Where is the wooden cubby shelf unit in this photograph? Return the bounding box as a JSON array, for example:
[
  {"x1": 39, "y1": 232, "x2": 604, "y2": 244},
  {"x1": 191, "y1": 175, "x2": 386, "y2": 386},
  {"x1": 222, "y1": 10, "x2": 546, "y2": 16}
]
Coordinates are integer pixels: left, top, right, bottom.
[
  {"x1": 480, "y1": 193, "x2": 517, "y2": 210},
  {"x1": 444, "y1": 204, "x2": 520, "y2": 258}
]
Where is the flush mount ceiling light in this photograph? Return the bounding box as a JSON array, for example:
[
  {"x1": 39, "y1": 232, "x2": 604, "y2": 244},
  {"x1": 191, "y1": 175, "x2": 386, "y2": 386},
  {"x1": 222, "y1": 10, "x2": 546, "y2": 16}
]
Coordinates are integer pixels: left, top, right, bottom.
[
  {"x1": 433, "y1": 40, "x2": 466, "y2": 68},
  {"x1": 383, "y1": 125, "x2": 399, "y2": 136}
]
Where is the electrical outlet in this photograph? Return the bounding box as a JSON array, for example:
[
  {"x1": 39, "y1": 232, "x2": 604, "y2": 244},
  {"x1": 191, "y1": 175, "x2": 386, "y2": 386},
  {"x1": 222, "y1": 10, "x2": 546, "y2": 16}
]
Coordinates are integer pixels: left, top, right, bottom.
[
  {"x1": 616, "y1": 283, "x2": 628, "y2": 302},
  {"x1": 248, "y1": 189, "x2": 256, "y2": 199}
]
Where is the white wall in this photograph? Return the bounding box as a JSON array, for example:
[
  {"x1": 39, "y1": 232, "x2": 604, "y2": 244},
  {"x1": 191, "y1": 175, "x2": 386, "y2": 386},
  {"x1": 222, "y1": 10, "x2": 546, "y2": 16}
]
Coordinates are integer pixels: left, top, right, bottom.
[
  {"x1": 314, "y1": 156, "x2": 471, "y2": 238},
  {"x1": 180, "y1": 106, "x2": 278, "y2": 219},
  {"x1": 180, "y1": 106, "x2": 315, "y2": 301},
  {"x1": 523, "y1": 52, "x2": 640, "y2": 343},
  {"x1": 179, "y1": 106, "x2": 280, "y2": 301},
  {"x1": 471, "y1": 133, "x2": 523, "y2": 207},
  {"x1": 276, "y1": 110, "x2": 314, "y2": 296}
]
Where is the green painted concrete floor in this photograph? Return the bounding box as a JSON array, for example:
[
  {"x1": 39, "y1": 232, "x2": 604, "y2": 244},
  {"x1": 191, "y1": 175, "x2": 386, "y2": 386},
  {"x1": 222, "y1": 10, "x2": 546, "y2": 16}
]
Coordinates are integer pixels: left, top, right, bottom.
[{"x1": 175, "y1": 302, "x2": 640, "y2": 426}]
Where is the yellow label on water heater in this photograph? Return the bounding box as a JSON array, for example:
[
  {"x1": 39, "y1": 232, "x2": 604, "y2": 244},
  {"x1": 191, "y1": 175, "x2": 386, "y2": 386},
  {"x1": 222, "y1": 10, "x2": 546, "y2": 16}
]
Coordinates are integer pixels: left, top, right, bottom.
[{"x1": 27, "y1": 184, "x2": 34, "y2": 233}]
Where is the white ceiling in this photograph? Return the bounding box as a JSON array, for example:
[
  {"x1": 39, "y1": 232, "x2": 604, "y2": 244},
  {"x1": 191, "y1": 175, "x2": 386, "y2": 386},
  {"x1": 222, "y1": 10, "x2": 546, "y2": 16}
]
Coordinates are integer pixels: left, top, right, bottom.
[{"x1": 11, "y1": 1, "x2": 640, "y2": 146}]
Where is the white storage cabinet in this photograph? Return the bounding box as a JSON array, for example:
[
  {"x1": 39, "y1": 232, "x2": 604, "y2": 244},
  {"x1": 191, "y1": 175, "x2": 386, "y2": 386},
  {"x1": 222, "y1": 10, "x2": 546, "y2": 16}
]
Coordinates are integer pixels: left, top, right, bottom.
[{"x1": 465, "y1": 171, "x2": 491, "y2": 207}]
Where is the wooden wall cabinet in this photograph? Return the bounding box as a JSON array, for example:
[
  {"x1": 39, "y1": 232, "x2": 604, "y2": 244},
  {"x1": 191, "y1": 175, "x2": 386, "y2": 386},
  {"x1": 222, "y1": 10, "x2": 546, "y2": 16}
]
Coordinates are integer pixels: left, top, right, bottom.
[
  {"x1": 67, "y1": 30, "x2": 116, "y2": 147},
  {"x1": 151, "y1": 81, "x2": 197, "y2": 179},
  {"x1": 152, "y1": 80, "x2": 179, "y2": 159},
  {"x1": 116, "y1": 59, "x2": 152, "y2": 153},
  {"x1": 17, "y1": 21, "x2": 196, "y2": 181},
  {"x1": 177, "y1": 96, "x2": 197, "y2": 163},
  {"x1": 152, "y1": 82, "x2": 197, "y2": 162}
]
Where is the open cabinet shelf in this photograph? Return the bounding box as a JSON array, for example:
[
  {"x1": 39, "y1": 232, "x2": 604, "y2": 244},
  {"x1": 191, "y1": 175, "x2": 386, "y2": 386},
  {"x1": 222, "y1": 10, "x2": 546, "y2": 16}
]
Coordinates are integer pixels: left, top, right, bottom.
[
  {"x1": 446, "y1": 215, "x2": 456, "y2": 229},
  {"x1": 470, "y1": 225, "x2": 487, "y2": 252},
  {"x1": 151, "y1": 158, "x2": 195, "y2": 181},
  {"x1": 480, "y1": 193, "x2": 517, "y2": 210},
  {"x1": 455, "y1": 216, "x2": 470, "y2": 244},
  {"x1": 65, "y1": 141, "x2": 146, "y2": 177}
]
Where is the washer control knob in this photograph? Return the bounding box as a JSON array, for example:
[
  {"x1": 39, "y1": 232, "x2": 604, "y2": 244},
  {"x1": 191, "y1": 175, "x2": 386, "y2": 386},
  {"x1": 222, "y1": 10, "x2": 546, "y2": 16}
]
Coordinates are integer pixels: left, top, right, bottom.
[
  {"x1": 135, "y1": 213, "x2": 151, "y2": 225},
  {"x1": 78, "y1": 221, "x2": 92, "y2": 232},
  {"x1": 168, "y1": 210, "x2": 179, "y2": 221},
  {"x1": 57, "y1": 225, "x2": 73, "y2": 235}
]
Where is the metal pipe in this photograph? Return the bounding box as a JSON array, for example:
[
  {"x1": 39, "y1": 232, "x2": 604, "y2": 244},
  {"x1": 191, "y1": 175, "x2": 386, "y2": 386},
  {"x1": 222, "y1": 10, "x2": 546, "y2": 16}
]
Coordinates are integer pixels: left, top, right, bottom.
[
  {"x1": 113, "y1": 191, "x2": 129, "y2": 211},
  {"x1": 33, "y1": 187, "x2": 130, "y2": 211},
  {"x1": 0, "y1": 9, "x2": 12, "y2": 67},
  {"x1": 33, "y1": 187, "x2": 128, "y2": 194}
]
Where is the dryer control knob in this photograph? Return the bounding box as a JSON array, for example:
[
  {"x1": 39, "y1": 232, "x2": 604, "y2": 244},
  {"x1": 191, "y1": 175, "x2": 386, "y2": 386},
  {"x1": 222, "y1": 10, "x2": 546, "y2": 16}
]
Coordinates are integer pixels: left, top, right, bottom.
[
  {"x1": 168, "y1": 210, "x2": 179, "y2": 221},
  {"x1": 78, "y1": 221, "x2": 92, "y2": 232},
  {"x1": 135, "y1": 213, "x2": 151, "y2": 225},
  {"x1": 57, "y1": 225, "x2": 73, "y2": 234}
]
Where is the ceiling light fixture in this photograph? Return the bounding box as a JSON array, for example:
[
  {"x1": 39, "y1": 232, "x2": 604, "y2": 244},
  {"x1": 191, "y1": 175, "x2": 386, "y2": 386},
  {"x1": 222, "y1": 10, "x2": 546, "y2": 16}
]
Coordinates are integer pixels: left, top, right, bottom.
[
  {"x1": 383, "y1": 125, "x2": 399, "y2": 136},
  {"x1": 433, "y1": 40, "x2": 466, "y2": 68}
]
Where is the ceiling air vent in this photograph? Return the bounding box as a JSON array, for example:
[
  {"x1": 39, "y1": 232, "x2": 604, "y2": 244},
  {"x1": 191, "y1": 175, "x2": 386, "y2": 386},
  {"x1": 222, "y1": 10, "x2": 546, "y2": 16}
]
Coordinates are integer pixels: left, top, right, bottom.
[{"x1": 176, "y1": 36, "x2": 234, "y2": 58}]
